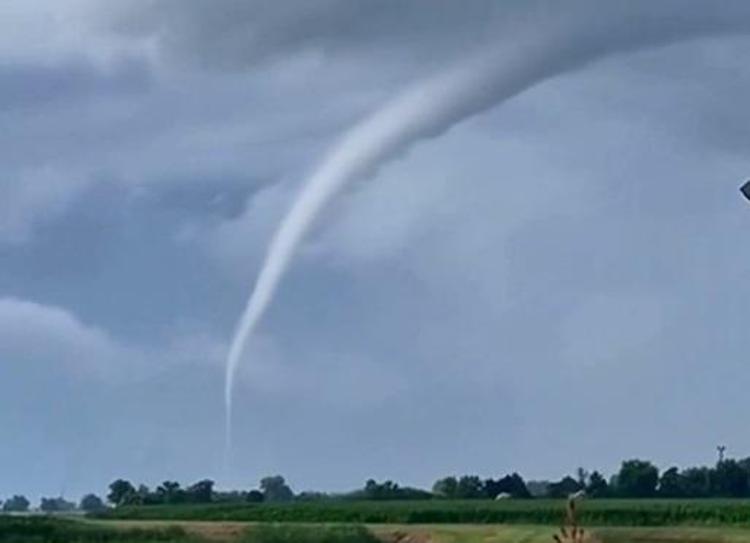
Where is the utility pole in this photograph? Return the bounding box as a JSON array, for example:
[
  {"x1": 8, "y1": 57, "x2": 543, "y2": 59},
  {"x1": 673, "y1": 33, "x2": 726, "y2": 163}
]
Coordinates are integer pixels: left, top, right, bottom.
[{"x1": 717, "y1": 445, "x2": 727, "y2": 463}]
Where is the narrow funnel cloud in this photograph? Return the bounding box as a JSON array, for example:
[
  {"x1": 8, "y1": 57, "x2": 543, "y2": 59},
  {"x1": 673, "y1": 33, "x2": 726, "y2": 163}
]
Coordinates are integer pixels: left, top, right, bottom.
[{"x1": 225, "y1": 5, "x2": 750, "y2": 448}]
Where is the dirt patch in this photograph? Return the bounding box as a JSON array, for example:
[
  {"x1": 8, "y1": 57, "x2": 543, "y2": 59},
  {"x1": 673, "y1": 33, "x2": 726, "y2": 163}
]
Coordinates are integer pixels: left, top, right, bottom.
[
  {"x1": 181, "y1": 522, "x2": 249, "y2": 541},
  {"x1": 378, "y1": 529, "x2": 436, "y2": 543},
  {"x1": 87, "y1": 520, "x2": 250, "y2": 541}
]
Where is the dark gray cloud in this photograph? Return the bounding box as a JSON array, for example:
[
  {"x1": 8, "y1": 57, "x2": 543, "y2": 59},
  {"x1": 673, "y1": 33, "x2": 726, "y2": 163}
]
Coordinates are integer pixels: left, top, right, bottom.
[
  {"x1": 109, "y1": 1, "x2": 750, "y2": 71},
  {"x1": 0, "y1": 56, "x2": 150, "y2": 111},
  {"x1": 109, "y1": 0, "x2": 524, "y2": 69}
]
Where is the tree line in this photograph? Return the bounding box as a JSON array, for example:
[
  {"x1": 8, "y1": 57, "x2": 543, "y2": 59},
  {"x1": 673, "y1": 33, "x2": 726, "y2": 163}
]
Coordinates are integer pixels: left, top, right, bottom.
[
  {"x1": 95, "y1": 457, "x2": 750, "y2": 505},
  {"x1": 0, "y1": 494, "x2": 104, "y2": 513},
  {"x1": 6, "y1": 456, "x2": 750, "y2": 512},
  {"x1": 439, "y1": 457, "x2": 750, "y2": 500}
]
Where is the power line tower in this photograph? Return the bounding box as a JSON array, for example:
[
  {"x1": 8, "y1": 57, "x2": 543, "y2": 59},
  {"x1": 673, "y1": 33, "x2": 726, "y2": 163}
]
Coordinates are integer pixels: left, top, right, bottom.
[{"x1": 717, "y1": 445, "x2": 727, "y2": 463}]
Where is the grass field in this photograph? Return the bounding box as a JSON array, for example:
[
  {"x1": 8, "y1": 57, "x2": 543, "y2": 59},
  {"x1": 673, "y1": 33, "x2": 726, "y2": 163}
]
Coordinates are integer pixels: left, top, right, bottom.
[
  {"x1": 0, "y1": 515, "x2": 200, "y2": 543},
  {"x1": 17, "y1": 499, "x2": 750, "y2": 542},
  {"x1": 6, "y1": 516, "x2": 750, "y2": 543},
  {"x1": 81, "y1": 520, "x2": 750, "y2": 543},
  {"x1": 94, "y1": 499, "x2": 750, "y2": 527}
]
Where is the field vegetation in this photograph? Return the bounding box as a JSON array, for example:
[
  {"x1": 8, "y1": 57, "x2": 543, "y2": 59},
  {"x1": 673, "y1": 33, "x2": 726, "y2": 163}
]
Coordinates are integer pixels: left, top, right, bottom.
[
  {"x1": 6, "y1": 512, "x2": 750, "y2": 543},
  {"x1": 94, "y1": 498, "x2": 750, "y2": 527},
  {"x1": 0, "y1": 517, "x2": 383, "y2": 543},
  {"x1": 0, "y1": 516, "x2": 197, "y2": 543}
]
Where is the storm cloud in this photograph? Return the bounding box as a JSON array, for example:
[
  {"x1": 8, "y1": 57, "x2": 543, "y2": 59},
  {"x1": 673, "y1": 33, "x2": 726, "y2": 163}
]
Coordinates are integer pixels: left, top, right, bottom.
[{"x1": 2, "y1": 1, "x2": 750, "y2": 500}]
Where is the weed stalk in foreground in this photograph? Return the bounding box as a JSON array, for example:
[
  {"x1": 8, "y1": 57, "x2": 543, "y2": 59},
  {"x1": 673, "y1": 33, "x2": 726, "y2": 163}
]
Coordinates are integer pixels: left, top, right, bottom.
[{"x1": 553, "y1": 499, "x2": 586, "y2": 543}]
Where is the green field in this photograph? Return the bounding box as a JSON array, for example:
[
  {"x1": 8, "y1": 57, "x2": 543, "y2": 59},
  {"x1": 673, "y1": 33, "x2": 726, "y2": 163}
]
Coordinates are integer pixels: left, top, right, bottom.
[
  {"x1": 94, "y1": 499, "x2": 750, "y2": 527},
  {"x1": 0, "y1": 515, "x2": 199, "y2": 543}
]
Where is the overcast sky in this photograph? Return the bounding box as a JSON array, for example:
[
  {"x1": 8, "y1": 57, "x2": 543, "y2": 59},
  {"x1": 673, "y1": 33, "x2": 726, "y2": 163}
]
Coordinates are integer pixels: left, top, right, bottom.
[{"x1": 3, "y1": 1, "x2": 750, "y2": 501}]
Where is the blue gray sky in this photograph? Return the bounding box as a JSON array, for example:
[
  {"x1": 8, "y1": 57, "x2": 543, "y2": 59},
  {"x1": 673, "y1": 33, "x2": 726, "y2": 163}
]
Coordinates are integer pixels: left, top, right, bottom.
[{"x1": 2, "y1": 1, "x2": 750, "y2": 501}]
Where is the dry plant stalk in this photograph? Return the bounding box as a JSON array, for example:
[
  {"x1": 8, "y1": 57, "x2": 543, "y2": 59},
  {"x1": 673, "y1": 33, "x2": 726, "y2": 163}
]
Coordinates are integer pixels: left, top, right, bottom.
[{"x1": 553, "y1": 498, "x2": 586, "y2": 543}]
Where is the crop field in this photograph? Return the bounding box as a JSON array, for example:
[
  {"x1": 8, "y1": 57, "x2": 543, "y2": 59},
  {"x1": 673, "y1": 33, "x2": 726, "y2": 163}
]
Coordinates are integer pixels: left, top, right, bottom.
[{"x1": 93, "y1": 499, "x2": 750, "y2": 527}]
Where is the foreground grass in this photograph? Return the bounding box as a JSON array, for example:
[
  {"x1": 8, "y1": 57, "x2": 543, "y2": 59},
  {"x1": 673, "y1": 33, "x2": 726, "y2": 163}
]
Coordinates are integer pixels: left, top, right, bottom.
[
  {"x1": 0, "y1": 518, "x2": 381, "y2": 543},
  {"x1": 88, "y1": 521, "x2": 750, "y2": 543},
  {"x1": 94, "y1": 499, "x2": 750, "y2": 527},
  {"x1": 594, "y1": 526, "x2": 750, "y2": 543},
  {"x1": 390, "y1": 525, "x2": 750, "y2": 543},
  {"x1": 247, "y1": 524, "x2": 379, "y2": 543},
  {"x1": 21, "y1": 508, "x2": 750, "y2": 543},
  {"x1": 248, "y1": 524, "x2": 750, "y2": 543}
]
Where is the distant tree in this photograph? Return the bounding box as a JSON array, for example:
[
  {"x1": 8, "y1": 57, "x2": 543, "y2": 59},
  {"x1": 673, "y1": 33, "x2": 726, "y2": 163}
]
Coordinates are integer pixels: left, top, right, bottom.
[
  {"x1": 186, "y1": 480, "x2": 215, "y2": 503},
  {"x1": 133, "y1": 484, "x2": 153, "y2": 505},
  {"x1": 3, "y1": 495, "x2": 30, "y2": 512},
  {"x1": 680, "y1": 467, "x2": 711, "y2": 498},
  {"x1": 432, "y1": 477, "x2": 458, "y2": 498},
  {"x1": 260, "y1": 476, "x2": 294, "y2": 502},
  {"x1": 156, "y1": 481, "x2": 184, "y2": 504},
  {"x1": 658, "y1": 467, "x2": 684, "y2": 498},
  {"x1": 483, "y1": 477, "x2": 502, "y2": 499},
  {"x1": 616, "y1": 460, "x2": 659, "y2": 498},
  {"x1": 484, "y1": 473, "x2": 531, "y2": 499},
  {"x1": 80, "y1": 494, "x2": 106, "y2": 512},
  {"x1": 393, "y1": 486, "x2": 432, "y2": 500},
  {"x1": 586, "y1": 471, "x2": 609, "y2": 498},
  {"x1": 737, "y1": 457, "x2": 750, "y2": 475},
  {"x1": 364, "y1": 479, "x2": 393, "y2": 500},
  {"x1": 364, "y1": 479, "x2": 384, "y2": 499},
  {"x1": 455, "y1": 475, "x2": 485, "y2": 499},
  {"x1": 212, "y1": 490, "x2": 246, "y2": 503},
  {"x1": 107, "y1": 479, "x2": 136, "y2": 506},
  {"x1": 295, "y1": 491, "x2": 328, "y2": 502},
  {"x1": 361, "y1": 479, "x2": 431, "y2": 500},
  {"x1": 547, "y1": 476, "x2": 582, "y2": 499},
  {"x1": 40, "y1": 497, "x2": 76, "y2": 513},
  {"x1": 711, "y1": 460, "x2": 749, "y2": 497},
  {"x1": 246, "y1": 490, "x2": 265, "y2": 503}
]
